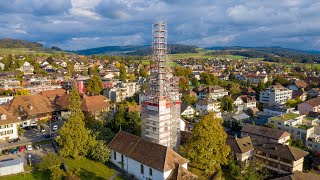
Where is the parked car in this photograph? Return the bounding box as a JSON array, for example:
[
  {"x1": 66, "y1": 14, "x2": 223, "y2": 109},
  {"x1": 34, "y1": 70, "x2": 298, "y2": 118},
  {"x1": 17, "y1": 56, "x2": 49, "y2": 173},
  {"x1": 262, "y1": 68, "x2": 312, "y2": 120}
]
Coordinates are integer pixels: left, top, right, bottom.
[
  {"x1": 19, "y1": 146, "x2": 25, "y2": 152},
  {"x1": 11, "y1": 148, "x2": 18, "y2": 154},
  {"x1": 8, "y1": 138, "x2": 20, "y2": 143},
  {"x1": 26, "y1": 145, "x2": 33, "y2": 151},
  {"x1": 2, "y1": 149, "x2": 9, "y2": 155},
  {"x1": 52, "y1": 125, "x2": 58, "y2": 131}
]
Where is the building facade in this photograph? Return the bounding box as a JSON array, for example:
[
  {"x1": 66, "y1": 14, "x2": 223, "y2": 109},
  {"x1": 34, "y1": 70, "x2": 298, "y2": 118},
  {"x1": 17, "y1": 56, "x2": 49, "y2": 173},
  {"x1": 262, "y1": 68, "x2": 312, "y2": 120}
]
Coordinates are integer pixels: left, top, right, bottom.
[{"x1": 260, "y1": 84, "x2": 293, "y2": 106}]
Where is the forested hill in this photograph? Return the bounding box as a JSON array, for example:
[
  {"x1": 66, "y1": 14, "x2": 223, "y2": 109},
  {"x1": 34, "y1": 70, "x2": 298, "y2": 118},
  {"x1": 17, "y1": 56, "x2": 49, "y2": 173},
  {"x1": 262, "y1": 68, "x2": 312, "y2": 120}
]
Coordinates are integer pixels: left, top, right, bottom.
[
  {"x1": 206, "y1": 46, "x2": 320, "y2": 63},
  {"x1": 0, "y1": 38, "x2": 43, "y2": 48},
  {"x1": 75, "y1": 44, "x2": 198, "y2": 55}
]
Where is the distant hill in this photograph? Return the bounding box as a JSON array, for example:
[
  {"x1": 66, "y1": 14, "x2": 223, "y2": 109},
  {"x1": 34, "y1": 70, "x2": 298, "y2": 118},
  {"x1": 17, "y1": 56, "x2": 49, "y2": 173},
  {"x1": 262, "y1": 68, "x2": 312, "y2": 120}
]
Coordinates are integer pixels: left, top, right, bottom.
[
  {"x1": 75, "y1": 44, "x2": 198, "y2": 56},
  {"x1": 206, "y1": 46, "x2": 320, "y2": 63},
  {"x1": 0, "y1": 38, "x2": 43, "y2": 48}
]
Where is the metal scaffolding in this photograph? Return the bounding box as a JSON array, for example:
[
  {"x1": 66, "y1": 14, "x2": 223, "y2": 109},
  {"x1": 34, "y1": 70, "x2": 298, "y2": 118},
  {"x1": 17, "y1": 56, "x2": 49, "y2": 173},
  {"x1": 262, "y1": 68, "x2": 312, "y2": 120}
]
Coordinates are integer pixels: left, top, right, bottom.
[{"x1": 141, "y1": 19, "x2": 181, "y2": 150}]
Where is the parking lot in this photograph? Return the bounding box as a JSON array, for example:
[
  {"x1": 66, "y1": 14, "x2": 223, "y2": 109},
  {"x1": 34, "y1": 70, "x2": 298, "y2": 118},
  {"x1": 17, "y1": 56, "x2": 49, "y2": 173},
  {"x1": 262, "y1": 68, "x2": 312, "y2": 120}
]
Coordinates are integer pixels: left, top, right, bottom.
[
  {"x1": 0, "y1": 143, "x2": 55, "y2": 166},
  {"x1": 0, "y1": 120, "x2": 64, "y2": 150}
]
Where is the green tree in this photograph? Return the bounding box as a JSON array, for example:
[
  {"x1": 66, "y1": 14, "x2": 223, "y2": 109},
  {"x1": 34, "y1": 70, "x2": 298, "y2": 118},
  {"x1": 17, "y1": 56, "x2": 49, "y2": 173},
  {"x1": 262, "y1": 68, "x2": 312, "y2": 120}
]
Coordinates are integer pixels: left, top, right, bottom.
[
  {"x1": 15, "y1": 89, "x2": 30, "y2": 96},
  {"x1": 179, "y1": 77, "x2": 190, "y2": 91},
  {"x1": 286, "y1": 98, "x2": 303, "y2": 108},
  {"x1": 229, "y1": 83, "x2": 241, "y2": 95},
  {"x1": 180, "y1": 112, "x2": 230, "y2": 173},
  {"x1": 38, "y1": 152, "x2": 66, "y2": 180},
  {"x1": 191, "y1": 77, "x2": 199, "y2": 87},
  {"x1": 181, "y1": 94, "x2": 198, "y2": 105},
  {"x1": 229, "y1": 72, "x2": 236, "y2": 81},
  {"x1": 57, "y1": 86, "x2": 96, "y2": 159},
  {"x1": 265, "y1": 123, "x2": 277, "y2": 129},
  {"x1": 86, "y1": 75, "x2": 103, "y2": 95},
  {"x1": 138, "y1": 68, "x2": 148, "y2": 77},
  {"x1": 220, "y1": 96, "x2": 234, "y2": 112},
  {"x1": 38, "y1": 152, "x2": 62, "y2": 171},
  {"x1": 119, "y1": 63, "x2": 127, "y2": 82},
  {"x1": 88, "y1": 140, "x2": 110, "y2": 163}
]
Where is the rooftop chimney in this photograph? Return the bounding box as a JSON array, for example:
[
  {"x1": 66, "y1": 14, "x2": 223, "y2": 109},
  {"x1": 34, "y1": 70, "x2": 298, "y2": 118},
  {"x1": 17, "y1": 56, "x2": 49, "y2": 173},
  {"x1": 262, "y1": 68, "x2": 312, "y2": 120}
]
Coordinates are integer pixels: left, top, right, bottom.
[{"x1": 0, "y1": 114, "x2": 7, "y2": 120}]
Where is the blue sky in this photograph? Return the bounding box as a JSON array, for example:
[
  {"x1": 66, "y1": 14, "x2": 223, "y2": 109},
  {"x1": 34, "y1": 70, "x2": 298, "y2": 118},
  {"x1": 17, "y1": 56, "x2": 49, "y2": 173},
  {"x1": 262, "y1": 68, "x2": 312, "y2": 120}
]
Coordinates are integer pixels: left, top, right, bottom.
[{"x1": 0, "y1": 0, "x2": 320, "y2": 50}]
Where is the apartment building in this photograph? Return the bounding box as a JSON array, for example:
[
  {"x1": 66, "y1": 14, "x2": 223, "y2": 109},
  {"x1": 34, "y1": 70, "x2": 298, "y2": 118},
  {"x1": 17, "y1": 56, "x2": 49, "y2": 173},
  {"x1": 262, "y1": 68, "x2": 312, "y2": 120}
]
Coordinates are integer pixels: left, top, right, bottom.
[
  {"x1": 195, "y1": 99, "x2": 221, "y2": 118},
  {"x1": 267, "y1": 113, "x2": 320, "y2": 152},
  {"x1": 252, "y1": 139, "x2": 308, "y2": 174},
  {"x1": 198, "y1": 85, "x2": 228, "y2": 100},
  {"x1": 241, "y1": 124, "x2": 291, "y2": 145},
  {"x1": 104, "y1": 82, "x2": 140, "y2": 102},
  {"x1": 260, "y1": 84, "x2": 293, "y2": 106}
]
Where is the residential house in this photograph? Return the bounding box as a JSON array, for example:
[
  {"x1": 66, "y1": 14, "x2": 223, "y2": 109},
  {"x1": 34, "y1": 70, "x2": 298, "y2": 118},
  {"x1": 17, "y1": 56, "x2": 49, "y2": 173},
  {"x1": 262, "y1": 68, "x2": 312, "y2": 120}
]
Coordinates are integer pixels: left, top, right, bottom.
[
  {"x1": 241, "y1": 124, "x2": 291, "y2": 145},
  {"x1": 273, "y1": 171, "x2": 320, "y2": 180},
  {"x1": 108, "y1": 131, "x2": 197, "y2": 180},
  {"x1": 195, "y1": 99, "x2": 221, "y2": 117},
  {"x1": 232, "y1": 96, "x2": 244, "y2": 113},
  {"x1": 287, "y1": 80, "x2": 308, "y2": 91},
  {"x1": 292, "y1": 90, "x2": 307, "y2": 101},
  {"x1": 263, "y1": 106, "x2": 298, "y2": 116},
  {"x1": 298, "y1": 96, "x2": 320, "y2": 115},
  {"x1": 307, "y1": 88, "x2": 320, "y2": 98},
  {"x1": 241, "y1": 95, "x2": 257, "y2": 110},
  {"x1": 0, "y1": 96, "x2": 13, "y2": 105},
  {"x1": 18, "y1": 61, "x2": 34, "y2": 75},
  {"x1": 252, "y1": 138, "x2": 308, "y2": 174},
  {"x1": 80, "y1": 95, "x2": 111, "y2": 115},
  {"x1": 198, "y1": 85, "x2": 229, "y2": 100},
  {"x1": 0, "y1": 107, "x2": 20, "y2": 141},
  {"x1": 226, "y1": 135, "x2": 254, "y2": 164},
  {"x1": 260, "y1": 84, "x2": 293, "y2": 106},
  {"x1": 244, "y1": 74, "x2": 268, "y2": 84},
  {"x1": 6, "y1": 95, "x2": 54, "y2": 127},
  {"x1": 180, "y1": 102, "x2": 196, "y2": 118}
]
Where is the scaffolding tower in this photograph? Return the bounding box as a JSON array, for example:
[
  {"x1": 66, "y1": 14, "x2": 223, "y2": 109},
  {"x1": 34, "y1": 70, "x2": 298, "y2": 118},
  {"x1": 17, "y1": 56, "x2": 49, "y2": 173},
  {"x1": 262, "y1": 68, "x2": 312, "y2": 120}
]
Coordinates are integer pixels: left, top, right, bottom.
[{"x1": 141, "y1": 19, "x2": 181, "y2": 150}]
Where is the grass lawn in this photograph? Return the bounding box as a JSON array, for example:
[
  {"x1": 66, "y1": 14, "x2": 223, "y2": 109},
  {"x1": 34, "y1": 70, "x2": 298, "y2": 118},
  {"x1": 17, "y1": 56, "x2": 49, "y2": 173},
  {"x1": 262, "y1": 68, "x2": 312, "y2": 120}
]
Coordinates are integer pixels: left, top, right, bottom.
[
  {"x1": 65, "y1": 158, "x2": 118, "y2": 180},
  {"x1": 1, "y1": 171, "x2": 50, "y2": 180}
]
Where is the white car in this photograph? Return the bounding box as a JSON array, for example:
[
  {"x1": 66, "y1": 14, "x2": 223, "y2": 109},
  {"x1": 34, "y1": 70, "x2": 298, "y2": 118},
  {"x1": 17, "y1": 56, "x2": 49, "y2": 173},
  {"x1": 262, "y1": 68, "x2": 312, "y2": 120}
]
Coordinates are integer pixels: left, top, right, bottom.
[
  {"x1": 52, "y1": 125, "x2": 58, "y2": 131},
  {"x1": 26, "y1": 145, "x2": 33, "y2": 151}
]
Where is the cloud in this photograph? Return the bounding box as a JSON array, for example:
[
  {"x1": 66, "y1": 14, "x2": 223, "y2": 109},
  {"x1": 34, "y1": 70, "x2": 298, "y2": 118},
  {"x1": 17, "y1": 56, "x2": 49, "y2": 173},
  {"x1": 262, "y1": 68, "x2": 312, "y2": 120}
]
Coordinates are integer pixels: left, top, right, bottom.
[{"x1": 0, "y1": 0, "x2": 320, "y2": 50}]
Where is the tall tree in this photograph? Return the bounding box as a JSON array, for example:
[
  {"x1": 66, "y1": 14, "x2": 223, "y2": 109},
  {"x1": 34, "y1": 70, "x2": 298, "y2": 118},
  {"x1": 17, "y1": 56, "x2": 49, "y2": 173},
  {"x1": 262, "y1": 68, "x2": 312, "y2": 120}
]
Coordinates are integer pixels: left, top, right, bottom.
[
  {"x1": 180, "y1": 112, "x2": 230, "y2": 173},
  {"x1": 191, "y1": 77, "x2": 199, "y2": 87},
  {"x1": 15, "y1": 89, "x2": 30, "y2": 96},
  {"x1": 220, "y1": 96, "x2": 234, "y2": 112},
  {"x1": 57, "y1": 86, "x2": 96, "y2": 159},
  {"x1": 119, "y1": 63, "x2": 127, "y2": 82},
  {"x1": 229, "y1": 83, "x2": 241, "y2": 95},
  {"x1": 86, "y1": 75, "x2": 103, "y2": 95}
]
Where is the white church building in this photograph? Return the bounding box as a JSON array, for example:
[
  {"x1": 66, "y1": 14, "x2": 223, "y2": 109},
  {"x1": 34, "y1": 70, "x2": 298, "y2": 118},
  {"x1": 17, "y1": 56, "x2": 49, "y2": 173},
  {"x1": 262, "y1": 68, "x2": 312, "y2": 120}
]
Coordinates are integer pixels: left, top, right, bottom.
[{"x1": 108, "y1": 131, "x2": 197, "y2": 180}]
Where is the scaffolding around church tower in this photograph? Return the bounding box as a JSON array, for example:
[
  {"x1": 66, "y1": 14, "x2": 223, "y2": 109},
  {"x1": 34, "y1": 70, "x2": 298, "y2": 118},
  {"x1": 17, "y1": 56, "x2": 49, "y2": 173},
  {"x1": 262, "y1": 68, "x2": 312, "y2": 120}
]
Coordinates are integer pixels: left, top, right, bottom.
[{"x1": 141, "y1": 19, "x2": 181, "y2": 150}]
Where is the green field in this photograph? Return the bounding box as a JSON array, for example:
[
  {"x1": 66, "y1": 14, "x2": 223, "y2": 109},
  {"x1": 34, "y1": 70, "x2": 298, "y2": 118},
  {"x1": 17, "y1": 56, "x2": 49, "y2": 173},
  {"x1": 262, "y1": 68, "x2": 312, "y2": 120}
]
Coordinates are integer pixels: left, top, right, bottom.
[
  {"x1": 65, "y1": 158, "x2": 120, "y2": 179},
  {"x1": 0, "y1": 48, "x2": 60, "y2": 56},
  {"x1": 2, "y1": 158, "x2": 121, "y2": 180}
]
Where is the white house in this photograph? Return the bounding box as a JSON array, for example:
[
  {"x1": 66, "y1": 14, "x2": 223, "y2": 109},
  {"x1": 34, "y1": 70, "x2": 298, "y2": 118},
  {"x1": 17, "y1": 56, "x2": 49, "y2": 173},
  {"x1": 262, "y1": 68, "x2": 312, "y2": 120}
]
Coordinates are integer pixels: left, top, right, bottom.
[
  {"x1": 260, "y1": 84, "x2": 292, "y2": 106},
  {"x1": 0, "y1": 107, "x2": 20, "y2": 141},
  {"x1": 180, "y1": 102, "x2": 196, "y2": 118},
  {"x1": 195, "y1": 99, "x2": 221, "y2": 117},
  {"x1": 0, "y1": 96, "x2": 13, "y2": 105},
  {"x1": 108, "y1": 131, "x2": 197, "y2": 180}
]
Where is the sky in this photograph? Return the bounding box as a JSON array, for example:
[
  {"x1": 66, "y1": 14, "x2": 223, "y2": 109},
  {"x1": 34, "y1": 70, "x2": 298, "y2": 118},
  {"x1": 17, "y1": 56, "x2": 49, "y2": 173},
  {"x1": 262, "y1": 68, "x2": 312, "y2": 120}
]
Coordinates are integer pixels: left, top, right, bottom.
[{"x1": 0, "y1": 0, "x2": 320, "y2": 51}]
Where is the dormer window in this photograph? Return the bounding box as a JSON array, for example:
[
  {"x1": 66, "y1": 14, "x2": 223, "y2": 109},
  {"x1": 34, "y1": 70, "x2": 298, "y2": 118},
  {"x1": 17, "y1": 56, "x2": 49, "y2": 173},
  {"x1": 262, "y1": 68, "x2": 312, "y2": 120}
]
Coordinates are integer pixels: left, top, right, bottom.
[
  {"x1": 28, "y1": 104, "x2": 33, "y2": 110},
  {"x1": 0, "y1": 114, "x2": 6, "y2": 120}
]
